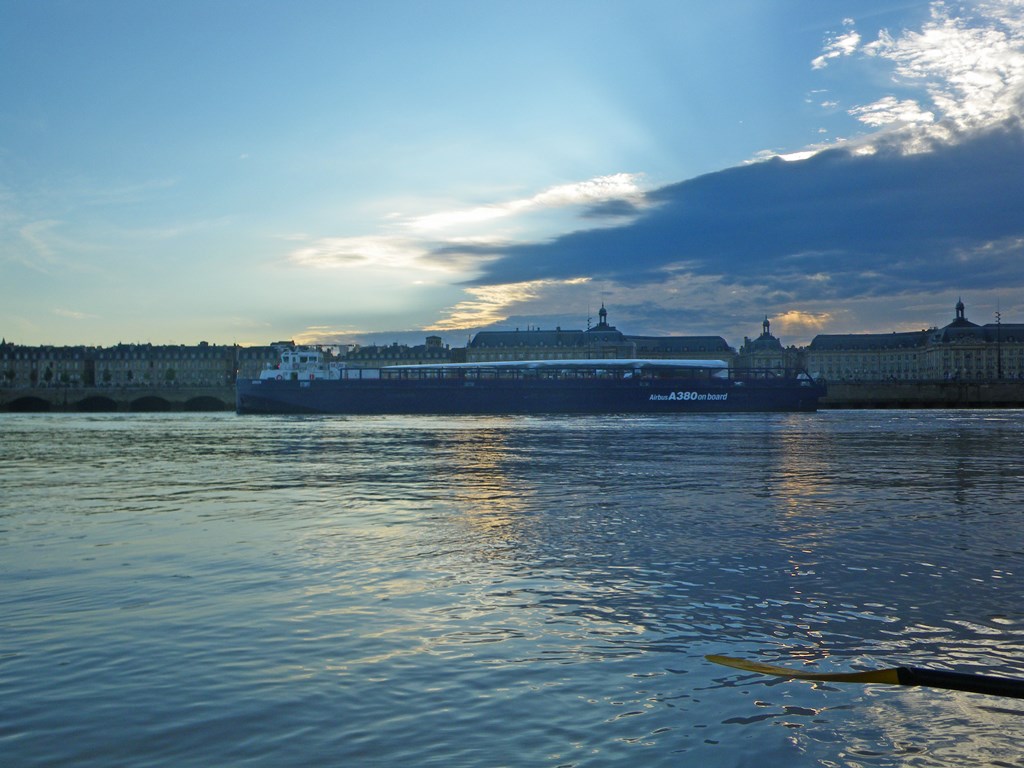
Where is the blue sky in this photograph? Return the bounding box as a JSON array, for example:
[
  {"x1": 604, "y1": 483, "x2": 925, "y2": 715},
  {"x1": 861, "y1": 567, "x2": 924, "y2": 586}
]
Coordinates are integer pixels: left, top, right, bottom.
[{"x1": 3, "y1": 0, "x2": 1023, "y2": 349}]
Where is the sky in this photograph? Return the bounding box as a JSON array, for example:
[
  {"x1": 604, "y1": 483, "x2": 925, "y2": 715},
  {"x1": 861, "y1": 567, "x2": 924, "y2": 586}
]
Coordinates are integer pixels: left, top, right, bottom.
[{"x1": 3, "y1": 0, "x2": 1024, "y2": 350}]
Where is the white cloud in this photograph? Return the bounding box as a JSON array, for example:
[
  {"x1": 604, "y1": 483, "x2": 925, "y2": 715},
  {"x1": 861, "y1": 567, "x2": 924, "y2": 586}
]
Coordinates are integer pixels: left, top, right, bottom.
[
  {"x1": 776, "y1": 150, "x2": 819, "y2": 162},
  {"x1": 428, "y1": 278, "x2": 591, "y2": 330},
  {"x1": 849, "y1": 96, "x2": 936, "y2": 126},
  {"x1": 405, "y1": 205, "x2": 522, "y2": 233},
  {"x1": 749, "y1": 146, "x2": 829, "y2": 163},
  {"x1": 292, "y1": 325, "x2": 369, "y2": 346},
  {"x1": 853, "y1": 1, "x2": 1024, "y2": 133},
  {"x1": 530, "y1": 173, "x2": 644, "y2": 208},
  {"x1": 812, "y1": 23, "x2": 861, "y2": 69},
  {"x1": 803, "y1": 1, "x2": 1024, "y2": 159},
  {"x1": 288, "y1": 174, "x2": 647, "y2": 276},
  {"x1": 405, "y1": 173, "x2": 645, "y2": 233},
  {"x1": 287, "y1": 235, "x2": 431, "y2": 271}
]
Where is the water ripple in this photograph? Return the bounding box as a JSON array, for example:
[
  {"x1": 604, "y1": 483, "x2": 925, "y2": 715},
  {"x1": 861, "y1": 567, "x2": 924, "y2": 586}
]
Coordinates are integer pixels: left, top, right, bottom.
[{"x1": 2, "y1": 411, "x2": 1024, "y2": 766}]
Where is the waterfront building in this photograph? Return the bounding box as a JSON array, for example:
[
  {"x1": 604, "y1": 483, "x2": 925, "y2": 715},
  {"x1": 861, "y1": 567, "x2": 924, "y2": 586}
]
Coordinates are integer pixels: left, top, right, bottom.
[
  {"x1": 1, "y1": 341, "x2": 258, "y2": 388},
  {"x1": 467, "y1": 326, "x2": 596, "y2": 362},
  {"x1": 0, "y1": 343, "x2": 93, "y2": 387},
  {"x1": 343, "y1": 336, "x2": 454, "y2": 368},
  {"x1": 1, "y1": 338, "x2": 447, "y2": 388},
  {"x1": 736, "y1": 317, "x2": 803, "y2": 373},
  {"x1": 922, "y1": 300, "x2": 1024, "y2": 380},
  {"x1": 807, "y1": 300, "x2": 1024, "y2": 381},
  {"x1": 806, "y1": 330, "x2": 929, "y2": 381},
  {"x1": 92, "y1": 342, "x2": 238, "y2": 387},
  {"x1": 465, "y1": 305, "x2": 736, "y2": 363}
]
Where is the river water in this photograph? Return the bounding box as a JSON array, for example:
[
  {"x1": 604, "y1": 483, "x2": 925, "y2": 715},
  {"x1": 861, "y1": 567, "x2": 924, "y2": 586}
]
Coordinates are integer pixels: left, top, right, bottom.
[{"x1": 2, "y1": 410, "x2": 1023, "y2": 767}]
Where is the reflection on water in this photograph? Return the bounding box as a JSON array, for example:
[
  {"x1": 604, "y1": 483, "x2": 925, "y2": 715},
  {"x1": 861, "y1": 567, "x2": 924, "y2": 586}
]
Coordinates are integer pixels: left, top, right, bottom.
[{"x1": 1, "y1": 410, "x2": 1023, "y2": 766}]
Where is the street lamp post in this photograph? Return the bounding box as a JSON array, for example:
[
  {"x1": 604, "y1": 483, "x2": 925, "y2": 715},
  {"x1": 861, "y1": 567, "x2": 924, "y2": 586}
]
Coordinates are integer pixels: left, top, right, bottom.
[{"x1": 996, "y1": 310, "x2": 1002, "y2": 380}]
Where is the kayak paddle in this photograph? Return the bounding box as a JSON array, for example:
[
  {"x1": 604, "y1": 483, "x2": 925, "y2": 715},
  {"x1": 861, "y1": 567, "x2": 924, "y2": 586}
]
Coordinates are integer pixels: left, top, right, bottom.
[{"x1": 706, "y1": 655, "x2": 1024, "y2": 699}]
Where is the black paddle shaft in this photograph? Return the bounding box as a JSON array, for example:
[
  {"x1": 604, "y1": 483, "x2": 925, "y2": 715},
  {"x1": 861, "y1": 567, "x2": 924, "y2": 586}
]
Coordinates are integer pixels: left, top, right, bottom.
[{"x1": 899, "y1": 667, "x2": 1024, "y2": 699}]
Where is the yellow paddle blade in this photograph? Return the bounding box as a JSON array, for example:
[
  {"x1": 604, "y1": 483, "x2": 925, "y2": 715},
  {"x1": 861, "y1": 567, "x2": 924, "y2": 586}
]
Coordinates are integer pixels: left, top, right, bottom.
[{"x1": 706, "y1": 655, "x2": 902, "y2": 684}]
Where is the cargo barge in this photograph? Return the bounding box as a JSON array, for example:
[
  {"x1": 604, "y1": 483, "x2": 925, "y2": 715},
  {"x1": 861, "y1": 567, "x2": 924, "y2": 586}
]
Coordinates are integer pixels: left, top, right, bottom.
[{"x1": 236, "y1": 349, "x2": 825, "y2": 415}]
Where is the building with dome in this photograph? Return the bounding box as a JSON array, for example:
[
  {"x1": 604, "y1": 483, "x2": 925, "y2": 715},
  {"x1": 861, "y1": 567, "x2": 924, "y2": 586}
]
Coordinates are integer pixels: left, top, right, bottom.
[
  {"x1": 465, "y1": 304, "x2": 736, "y2": 363},
  {"x1": 737, "y1": 317, "x2": 803, "y2": 374},
  {"x1": 806, "y1": 300, "x2": 1024, "y2": 381}
]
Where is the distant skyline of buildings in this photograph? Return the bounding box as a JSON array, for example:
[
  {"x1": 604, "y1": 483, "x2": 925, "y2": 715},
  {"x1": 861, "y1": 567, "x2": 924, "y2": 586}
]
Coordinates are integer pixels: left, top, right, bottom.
[{"x1": 3, "y1": 299, "x2": 1024, "y2": 388}]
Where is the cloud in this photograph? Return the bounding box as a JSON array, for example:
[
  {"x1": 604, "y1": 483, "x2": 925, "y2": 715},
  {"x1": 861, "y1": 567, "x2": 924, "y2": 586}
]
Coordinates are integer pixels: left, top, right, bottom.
[
  {"x1": 290, "y1": 2, "x2": 1024, "y2": 342},
  {"x1": 773, "y1": 310, "x2": 833, "y2": 337},
  {"x1": 451, "y1": 124, "x2": 1024, "y2": 312},
  {"x1": 428, "y1": 278, "x2": 591, "y2": 330},
  {"x1": 287, "y1": 235, "x2": 432, "y2": 271},
  {"x1": 292, "y1": 325, "x2": 370, "y2": 346},
  {"x1": 288, "y1": 173, "x2": 647, "y2": 275},
  {"x1": 52, "y1": 308, "x2": 96, "y2": 321},
  {"x1": 826, "y1": 2, "x2": 1024, "y2": 138},
  {"x1": 848, "y1": 96, "x2": 935, "y2": 127},
  {"x1": 11, "y1": 220, "x2": 98, "y2": 273},
  {"x1": 812, "y1": 24, "x2": 861, "y2": 69},
  {"x1": 404, "y1": 173, "x2": 645, "y2": 234},
  {"x1": 420, "y1": 0, "x2": 1022, "y2": 340},
  {"x1": 2, "y1": 178, "x2": 204, "y2": 276},
  {"x1": 529, "y1": 173, "x2": 645, "y2": 210}
]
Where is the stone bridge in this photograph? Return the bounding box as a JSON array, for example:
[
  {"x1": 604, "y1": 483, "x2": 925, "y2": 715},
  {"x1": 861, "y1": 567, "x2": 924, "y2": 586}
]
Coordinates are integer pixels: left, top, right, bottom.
[{"x1": 0, "y1": 385, "x2": 236, "y2": 412}]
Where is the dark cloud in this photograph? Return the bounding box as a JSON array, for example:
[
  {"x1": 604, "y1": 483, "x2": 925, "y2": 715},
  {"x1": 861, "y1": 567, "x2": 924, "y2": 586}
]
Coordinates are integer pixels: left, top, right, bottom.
[
  {"x1": 579, "y1": 198, "x2": 644, "y2": 218},
  {"x1": 451, "y1": 124, "x2": 1024, "y2": 303}
]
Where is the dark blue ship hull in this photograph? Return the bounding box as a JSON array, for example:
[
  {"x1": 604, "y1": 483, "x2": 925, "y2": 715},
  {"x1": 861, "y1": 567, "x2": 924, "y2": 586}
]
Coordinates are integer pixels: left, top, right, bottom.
[{"x1": 236, "y1": 375, "x2": 824, "y2": 415}]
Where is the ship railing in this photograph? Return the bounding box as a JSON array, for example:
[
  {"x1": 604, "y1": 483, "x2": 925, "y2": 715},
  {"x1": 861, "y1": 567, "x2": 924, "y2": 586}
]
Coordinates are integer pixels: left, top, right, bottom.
[{"x1": 377, "y1": 361, "x2": 736, "y2": 382}]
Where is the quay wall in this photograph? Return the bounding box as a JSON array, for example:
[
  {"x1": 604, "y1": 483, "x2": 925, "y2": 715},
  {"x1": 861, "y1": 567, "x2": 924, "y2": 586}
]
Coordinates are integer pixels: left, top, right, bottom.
[
  {"x1": 0, "y1": 385, "x2": 236, "y2": 413},
  {"x1": 821, "y1": 381, "x2": 1024, "y2": 409}
]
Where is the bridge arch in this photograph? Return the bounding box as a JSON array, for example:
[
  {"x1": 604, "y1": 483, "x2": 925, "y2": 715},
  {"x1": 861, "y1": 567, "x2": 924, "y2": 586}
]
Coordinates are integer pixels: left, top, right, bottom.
[
  {"x1": 77, "y1": 395, "x2": 119, "y2": 412},
  {"x1": 130, "y1": 395, "x2": 173, "y2": 412},
  {"x1": 7, "y1": 396, "x2": 51, "y2": 412}
]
